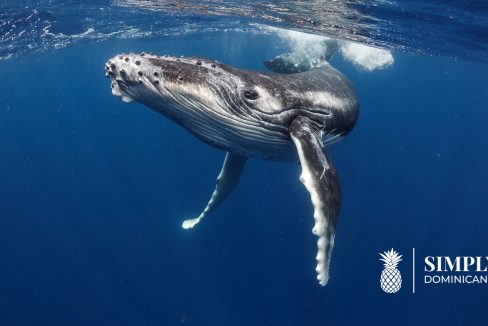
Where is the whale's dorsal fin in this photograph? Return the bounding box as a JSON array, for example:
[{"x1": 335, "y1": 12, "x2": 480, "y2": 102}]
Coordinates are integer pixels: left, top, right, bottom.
[
  {"x1": 182, "y1": 152, "x2": 247, "y2": 229},
  {"x1": 263, "y1": 38, "x2": 339, "y2": 74},
  {"x1": 289, "y1": 116, "x2": 341, "y2": 285}
]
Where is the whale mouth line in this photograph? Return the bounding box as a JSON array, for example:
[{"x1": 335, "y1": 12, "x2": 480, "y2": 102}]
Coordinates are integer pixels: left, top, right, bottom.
[{"x1": 110, "y1": 77, "x2": 138, "y2": 103}]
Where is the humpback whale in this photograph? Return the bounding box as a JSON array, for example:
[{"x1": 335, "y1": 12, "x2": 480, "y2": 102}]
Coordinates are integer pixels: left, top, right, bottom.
[{"x1": 105, "y1": 52, "x2": 359, "y2": 285}]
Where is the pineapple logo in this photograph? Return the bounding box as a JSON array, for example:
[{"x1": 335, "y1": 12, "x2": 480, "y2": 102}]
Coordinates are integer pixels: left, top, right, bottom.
[{"x1": 379, "y1": 249, "x2": 403, "y2": 293}]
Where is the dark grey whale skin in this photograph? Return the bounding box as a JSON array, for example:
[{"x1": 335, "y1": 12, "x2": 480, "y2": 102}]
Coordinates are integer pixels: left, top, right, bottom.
[{"x1": 152, "y1": 57, "x2": 358, "y2": 136}]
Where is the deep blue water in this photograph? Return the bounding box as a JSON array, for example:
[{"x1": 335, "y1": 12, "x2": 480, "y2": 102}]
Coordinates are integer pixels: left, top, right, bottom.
[{"x1": 1, "y1": 2, "x2": 488, "y2": 326}]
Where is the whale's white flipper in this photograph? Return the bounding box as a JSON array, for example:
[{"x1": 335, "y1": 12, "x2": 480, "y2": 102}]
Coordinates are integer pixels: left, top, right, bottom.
[
  {"x1": 289, "y1": 116, "x2": 341, "y2": 286},
  {"x1": 182, "y1": 152, "x2": 247, "y2": 229}
]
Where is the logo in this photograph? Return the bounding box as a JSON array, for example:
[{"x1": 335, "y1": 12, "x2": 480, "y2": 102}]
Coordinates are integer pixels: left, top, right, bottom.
[
  {"x1": 375, "y1": 248, "x2": 487, "y2": 294},
  {"x1": 379, "y1": 248, "x2": 403, "y2": 293},
  {"x1": 424, "y1": 256, "x2": 488, "y2": 284}
]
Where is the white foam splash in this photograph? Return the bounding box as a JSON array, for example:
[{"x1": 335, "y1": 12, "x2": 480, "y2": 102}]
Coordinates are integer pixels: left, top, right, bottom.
[
  {"x1": 258, "y1": 25, "x2": 337, "y2": 62},
  {"x1": 259, "y1": 25, "x2": 332, "y2": 50},
  {"x1": 259, "y1": 25, "x2": 394, "y2": 71},
  {"x1": 339, "y1": 41, "x2": 394, "y2": 71}
]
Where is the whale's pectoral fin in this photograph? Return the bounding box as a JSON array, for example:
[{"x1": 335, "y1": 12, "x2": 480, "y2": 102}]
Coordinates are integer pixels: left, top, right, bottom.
[
  {"x1": 289, "y1": 116, "x2": 341, "y2": 286},
  {"x1": 182, "y1": 152, "x2": 247, "y2": 229}
]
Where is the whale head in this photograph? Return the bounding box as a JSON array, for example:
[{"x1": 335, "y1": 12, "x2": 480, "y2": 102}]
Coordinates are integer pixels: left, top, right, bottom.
[
  {"x1": 105, "y1": 52, "x2": 301, "y2": 158},
  {"x1": 104, "y1": 53, "x2": 258, "y2": 116}
]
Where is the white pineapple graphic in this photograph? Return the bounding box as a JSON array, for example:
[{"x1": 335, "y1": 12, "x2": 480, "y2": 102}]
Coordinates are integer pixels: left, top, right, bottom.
[{"x1": 379, "y1": 248, "x2": 402, "y2": 293}]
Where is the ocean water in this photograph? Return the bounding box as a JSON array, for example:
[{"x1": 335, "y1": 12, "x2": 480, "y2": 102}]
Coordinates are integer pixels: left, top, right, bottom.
[{"x1": 1, "y1": 1, "x2": 488, "y2": 325}]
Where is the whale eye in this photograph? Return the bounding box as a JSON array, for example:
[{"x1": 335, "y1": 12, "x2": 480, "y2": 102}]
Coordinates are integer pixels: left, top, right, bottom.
[{"x1": 243, "y1": 89, "x2": 259, "y2": 100}]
